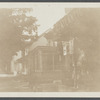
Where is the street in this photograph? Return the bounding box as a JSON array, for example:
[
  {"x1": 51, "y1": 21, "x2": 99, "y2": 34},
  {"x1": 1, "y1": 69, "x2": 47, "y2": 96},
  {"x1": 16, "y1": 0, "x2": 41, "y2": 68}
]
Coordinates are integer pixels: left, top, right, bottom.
[
  {"x1": 0, "y1": 75, "x2": 31, "y2": 92},
  {"x1": 0, "y1": 74, "x2": 64, "y2": 92},
  {"x1": 0, "y1": 74, "x2": 90, "y2": 92}
]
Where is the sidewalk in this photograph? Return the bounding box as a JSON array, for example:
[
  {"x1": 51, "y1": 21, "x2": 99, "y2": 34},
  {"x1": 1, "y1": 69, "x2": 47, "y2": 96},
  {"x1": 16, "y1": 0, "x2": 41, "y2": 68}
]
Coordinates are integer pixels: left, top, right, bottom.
[{"x1": 0, "y1": 74, "x2": 15, "y2": 77}]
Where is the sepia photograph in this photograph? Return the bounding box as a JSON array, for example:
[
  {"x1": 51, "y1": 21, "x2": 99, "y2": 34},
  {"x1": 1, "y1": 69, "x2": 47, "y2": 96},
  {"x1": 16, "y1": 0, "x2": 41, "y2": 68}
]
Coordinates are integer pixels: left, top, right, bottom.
[{"x1": 0, "y1": 3, "x2": 100, "y2": 96}]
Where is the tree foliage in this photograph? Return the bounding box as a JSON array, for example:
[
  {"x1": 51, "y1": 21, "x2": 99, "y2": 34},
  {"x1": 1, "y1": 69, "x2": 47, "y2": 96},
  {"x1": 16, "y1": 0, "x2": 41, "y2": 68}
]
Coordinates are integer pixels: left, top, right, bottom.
[{"x1": 0, "y1": 8, "x2": 38, "y2": 64}]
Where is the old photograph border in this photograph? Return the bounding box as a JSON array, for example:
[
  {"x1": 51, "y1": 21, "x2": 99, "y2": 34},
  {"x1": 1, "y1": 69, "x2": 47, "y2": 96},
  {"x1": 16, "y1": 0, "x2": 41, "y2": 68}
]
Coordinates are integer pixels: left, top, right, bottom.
[{"x1": 0, "y1": 2, "x2": 99, "y2": 97}]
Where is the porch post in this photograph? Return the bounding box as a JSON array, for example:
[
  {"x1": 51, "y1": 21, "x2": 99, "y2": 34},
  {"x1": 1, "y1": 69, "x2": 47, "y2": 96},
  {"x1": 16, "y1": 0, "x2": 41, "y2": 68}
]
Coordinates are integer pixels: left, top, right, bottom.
[
  {"x1": 39, "y1": 50, "x2": 42, "y2": 71},
  {"x1": 52, "y1": 54, "x2": 55, "y2": 71}
]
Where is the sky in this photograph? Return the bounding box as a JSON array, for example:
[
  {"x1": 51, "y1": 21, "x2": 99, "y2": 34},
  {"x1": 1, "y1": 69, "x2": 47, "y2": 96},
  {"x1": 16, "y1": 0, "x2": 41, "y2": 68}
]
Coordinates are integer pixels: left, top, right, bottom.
[{"x1": 31, "y1": 5, "x2": 66, "y2": 35}]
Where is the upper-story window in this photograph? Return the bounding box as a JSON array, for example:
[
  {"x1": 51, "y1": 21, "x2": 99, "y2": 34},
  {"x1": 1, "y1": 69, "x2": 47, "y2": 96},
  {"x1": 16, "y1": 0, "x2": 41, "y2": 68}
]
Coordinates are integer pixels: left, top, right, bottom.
[
  {"x1": 54, "y1": 41, "x2": 57, "y2": 47},
  {"x1": 25, "y1": 49, "x2": 28, "y2": 56},
  {"x1": 48, "y1": 39, "x2": 54, "y2": 47},
  {"x1": 62, "y1": 39, "x2": 74, "y2": 55}
]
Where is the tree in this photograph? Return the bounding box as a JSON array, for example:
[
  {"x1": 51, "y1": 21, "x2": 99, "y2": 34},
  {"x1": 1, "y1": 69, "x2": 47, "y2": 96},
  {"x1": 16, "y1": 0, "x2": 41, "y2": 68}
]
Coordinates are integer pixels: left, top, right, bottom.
[{"x1": 0, "y1": 8, "x2": 38, "y2": 73}]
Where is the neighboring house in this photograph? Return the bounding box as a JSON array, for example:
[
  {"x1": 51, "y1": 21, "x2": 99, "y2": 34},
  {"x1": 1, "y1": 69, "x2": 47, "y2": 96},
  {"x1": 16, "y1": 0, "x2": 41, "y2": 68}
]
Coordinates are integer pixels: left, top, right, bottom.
[
  {"x1": 12, "y1": 33, "x2": 51, "y2": 75},
  {"x1": 11, "y1": 50, "x2": 22, "y2": 75},
  {"x1": 11, "y1": 26, "x2": 73, "y2": 76}
]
